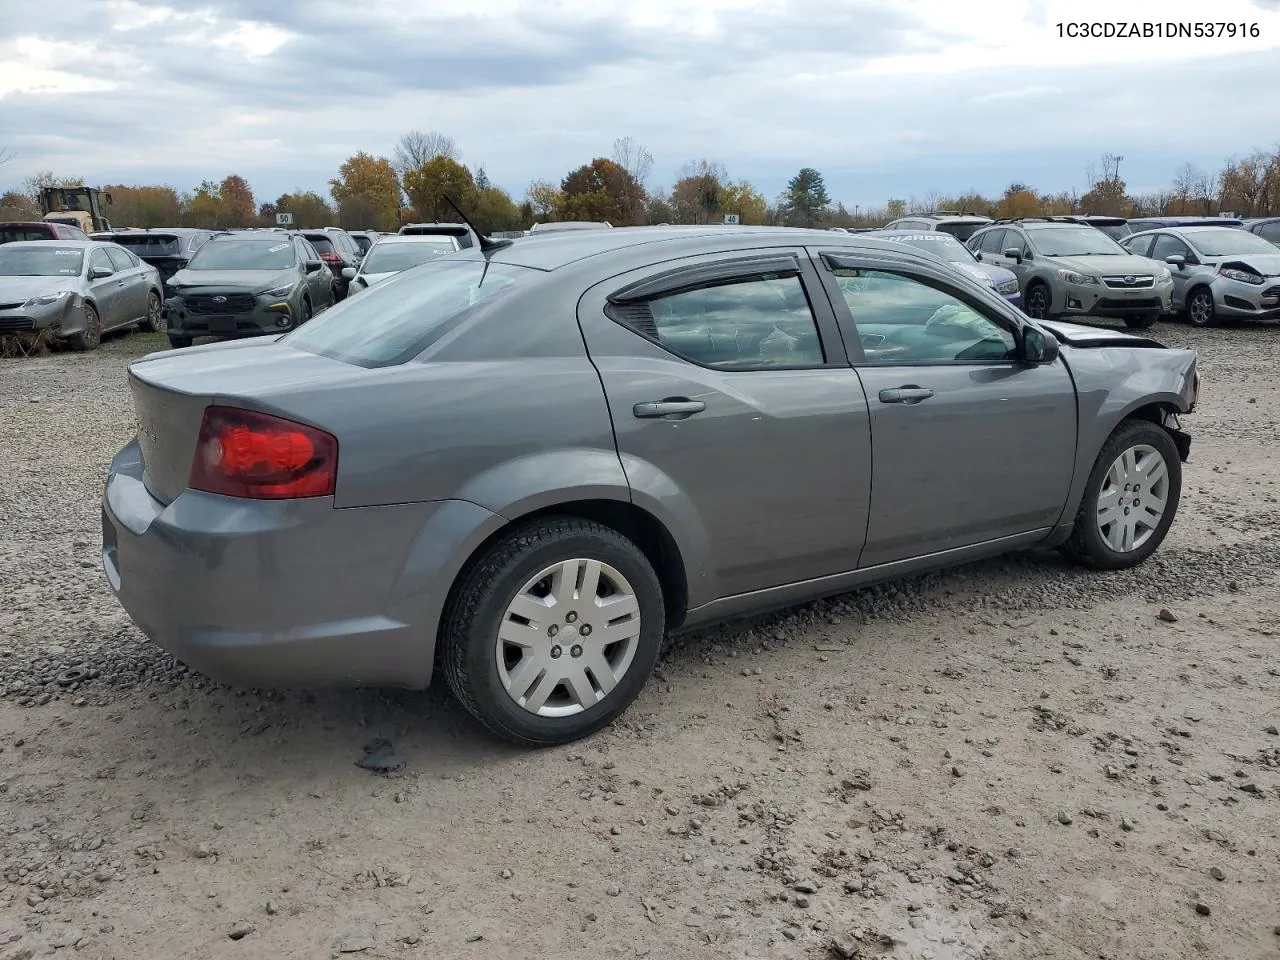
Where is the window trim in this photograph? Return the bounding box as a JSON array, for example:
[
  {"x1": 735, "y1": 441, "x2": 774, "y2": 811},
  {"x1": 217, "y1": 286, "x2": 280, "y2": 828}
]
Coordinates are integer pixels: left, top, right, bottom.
[
  {"x1": 600, "y1": 250, "x2": 850, "y2": 372},
  {"x1": 816, "y1": 251, "x2": 1027, "y2": 368}
]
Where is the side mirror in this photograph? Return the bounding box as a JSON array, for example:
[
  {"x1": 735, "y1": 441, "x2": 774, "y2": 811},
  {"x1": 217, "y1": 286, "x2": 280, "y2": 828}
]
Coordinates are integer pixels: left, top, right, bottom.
[
  {"x1": 973, "y1": 250, "x2": 984, "y2": 261},
  {"x1": 340, "y1": 266, "x2": 356, "y2": 279},
  {"x1": 1021, "y1": 326, "x2": 1059, "y2": 365},
  {"x1": 89, "y1": 267, "x2": 113, "y2": 280},
  {"x1": 306, "y1": 260, "x2": 323, "y2": 273},
  {"x1": 1164, "y1": 254, "x2": 1186, "y2": 269},
  {"x1": 1003, "y1": 247, "x2": 1023, "y2": 263}
]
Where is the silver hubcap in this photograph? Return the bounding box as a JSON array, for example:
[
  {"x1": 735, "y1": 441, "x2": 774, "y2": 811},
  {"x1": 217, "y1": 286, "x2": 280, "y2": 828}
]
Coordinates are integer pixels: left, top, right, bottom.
[
  {"x1": 497, "y1": 558, "x2": 642, "y2": 717},
  {"x1": 149, "y1": 296, "x2": 164, "y2": 330},
  {"x1": 1096, "y1": 444, "x2": 1169, "y2": 553},
  {"x1": 1189, "y1": 295, "x2": 1211, "y2": 325}
]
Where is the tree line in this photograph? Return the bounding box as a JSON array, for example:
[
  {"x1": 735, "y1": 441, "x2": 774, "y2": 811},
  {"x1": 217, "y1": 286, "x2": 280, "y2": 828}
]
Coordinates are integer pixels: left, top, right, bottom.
[{"x1": 2, "y1": 138, "x2": 1278, "y2": 234}]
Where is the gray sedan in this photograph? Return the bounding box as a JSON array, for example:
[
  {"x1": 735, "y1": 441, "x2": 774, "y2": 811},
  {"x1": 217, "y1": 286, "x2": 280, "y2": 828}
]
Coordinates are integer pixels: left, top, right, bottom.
[
  {"x1": 103, "y1": 227, "x2": 1198, "y2": 746},
  {"x1": 1122, "y1": 226, "x2": 1280, "y2": 326},
  {"x1": 0, "y1": 240, "x2": 163, "y2": 349}
]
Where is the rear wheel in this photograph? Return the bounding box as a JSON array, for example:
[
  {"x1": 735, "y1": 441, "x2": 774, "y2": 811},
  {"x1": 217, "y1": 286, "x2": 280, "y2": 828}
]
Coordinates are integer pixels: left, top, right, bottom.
[
  {"x1": 1123, "y1": 313, "x2": 1159, "y2": 330},
  {"x1": 1061, "y1": 419, "x2": 1181, "y2": 570},
  {"x1": 138, "y1": 291, "x2": 164, "y2": 332},
  {"x1": 1186, "y1": 287, "x2": 1215, "y2": 327},
  {"x1": 1024, "y1": 282, "x2": 1051, "y2": 319},
  {"x1": 440, "y1": 517, "x2": 665, "y2": 747},
  {"x1": 167, "y1": 332, "x2": 193, "y2": 349},
  {"x1": 65, "y1": 302, "x2": 101, "y2": 351}
]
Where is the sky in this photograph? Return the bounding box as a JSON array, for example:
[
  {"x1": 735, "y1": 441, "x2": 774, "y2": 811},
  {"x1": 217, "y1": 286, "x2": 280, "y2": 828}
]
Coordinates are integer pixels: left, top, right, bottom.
[{"x1": 2, "y1": 0, "x2": 1280, "y2": 210}]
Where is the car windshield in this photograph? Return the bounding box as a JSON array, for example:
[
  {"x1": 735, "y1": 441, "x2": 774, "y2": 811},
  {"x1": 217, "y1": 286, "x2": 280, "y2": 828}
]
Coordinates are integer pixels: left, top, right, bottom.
[
  {"x1": 0, "y1": 227, "x2": 54, "y2": 244},
  {"x1": 934, "y1": 222, "x2": 986, "y2": 242},
  {"x1": 0, "y1": 247, "x2": 84, "y2": 276},
  {"x1": 113, "y1": 234, "x2": 182, "y2": 256},
  {"x1": 361, "y1": 241, "x2": 455, "y2": 274},
  {"x1": 877, "y1": 233, "x2": 975, "y2": 263},
  {"x1": 1187, "y1": 229, "x2": 1279, "y2": 257},
  {"x1": 1028, "y1": 226, "x2": 1128, "y2": 257},
  {"x1": 188, "y1": 239, "x2": 296, "y2": 270},
  {"x1": 283, "y1": 258, "x2": 530, "y2": 367}
]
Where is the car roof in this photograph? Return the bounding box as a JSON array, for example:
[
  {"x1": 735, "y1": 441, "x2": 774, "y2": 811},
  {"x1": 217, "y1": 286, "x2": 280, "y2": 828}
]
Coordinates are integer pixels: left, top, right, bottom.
[
  {"x1": 0, "y1": 239, "x2": 113, "y2": 250},
  {"x1": 904, "y1": 214, "x2": 991, "y2": 223},
  {"x1": 479, "y1": 225, "x2": 955, "y2": 272},
  {"x1": 371, "y1": 234, "x2": 457, "y2": 243},
  {"x1": 870, "y1": 229, "x2": 964, "y2": 238},
  {"x1": 211, "y1": 231, "x2": 296, "y2": 241},
  {"x1": 0, "y1": 221, "x2": 60, "y2": 229}
]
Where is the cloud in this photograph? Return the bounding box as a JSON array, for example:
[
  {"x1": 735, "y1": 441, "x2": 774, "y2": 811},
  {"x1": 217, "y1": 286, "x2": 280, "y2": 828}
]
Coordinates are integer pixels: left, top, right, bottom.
[{"x1": 1, "y1": 0, "x2": 1279, "y2": 208}]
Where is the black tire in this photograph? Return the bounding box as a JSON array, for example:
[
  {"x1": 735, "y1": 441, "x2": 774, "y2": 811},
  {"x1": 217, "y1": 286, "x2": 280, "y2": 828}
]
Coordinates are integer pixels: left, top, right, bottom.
[
  {"x1": 1024, "y1": 282, "x2": 1051, "y2": 319},
  {"x1": 138, "y1": 291, "x2": 165, "y2": 332},
  {"x1": 1123, "y1": 313, "x2": 1159, "y2": 330},
  {"x1": 65, "y1": 302, "x2": 101, "y2": 351},
  {"x1": 300, "y1": 297, "x2": 313, "y2": 324},
  {"x1": 1185, "y1": 287, "x2": 1215, "y2": 327},
  {"x1": 440, "y1": 517, "x2": 665, "y2": 747},
  {"x1": 1061, "y1": 419, "x2": 1182, "y2": 571},
  {"x1": 167, "y1": 332, "x2": 193, "y2": 349}
]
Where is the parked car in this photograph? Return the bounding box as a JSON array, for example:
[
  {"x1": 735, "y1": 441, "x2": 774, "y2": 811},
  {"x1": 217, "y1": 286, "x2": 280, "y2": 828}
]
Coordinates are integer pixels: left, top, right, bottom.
[
  {"x1": 294, "y1": 228, "x2": 364, "y2": 299},
  {"x1": 398, "y1": 222, "x2": 478, "y2": 248},
  {"x1": 103, "y1": 226, "x2": 1198, "y2": 746},
  {"x1": 866, "y1": 229, "x2": 1022, "y2": 306},
  {"x1": 88, "y1": 228, "x2": 214, "y2": 285},
  {"x1": 967, "y1": 219, "x2": 1173, "y2": 328},
  {"x1": 1125, "y1": 216, "x2": 1243, "y2": 233},
  {"x1": 528, "y1": 221, "x2": 613, "y2": 235},
  {"x1": 0, "y1": 240, "x2": 162, "y2": 349},
  {"x1": 1121, "y1": 226, "x2": 1280, "y2": 326},
  {"x1": 1, "y1": 221, "x2": 90, "y2": 243},
  {"x1": 342, "y1": 235, "x2": 461, "y2": 294},
  {"x1": 163, "y1": 231, "x2": 336, "y2": 348},
  {"x1": 881, "y1": 212, "x2": 993, "y2": 242},
  {"x1": 1070, "y1": 216, "x2": 1132, "y2": 240},
  {"x1": 347, "y1": 231, "x2": 381, "y2": 256},
  {"x1": 1242, "y1": 217, "x2": 1280, "y2": 246}
]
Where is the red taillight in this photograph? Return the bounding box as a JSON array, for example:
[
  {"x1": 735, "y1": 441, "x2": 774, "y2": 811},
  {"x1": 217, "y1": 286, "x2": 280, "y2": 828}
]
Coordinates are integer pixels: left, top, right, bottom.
[
  {"x1": 189, "y1": 406, "x2": 337, "y2": 499},
  {"x1": 319, "y1": 252, "x2": 342, "y2": 264}
]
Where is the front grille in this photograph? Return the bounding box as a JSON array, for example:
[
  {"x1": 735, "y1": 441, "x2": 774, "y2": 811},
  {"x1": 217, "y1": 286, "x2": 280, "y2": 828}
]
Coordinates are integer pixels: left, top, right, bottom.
[
  {"x1": 1096, "y1": 297, "x2": 1160, "y2": 310},
  {"x1": 1101, "y1": 276, "x2": 1155, "y2": 289},
  {"x1": 0, "y1": 317, "x2": 35, "y2": 333},
  {"x1": 1263, "y1": 285, "x2": 1280, "y2": 301},
  {"x1": 185, "y1": 293, "x2": 256, "y2": 315}
]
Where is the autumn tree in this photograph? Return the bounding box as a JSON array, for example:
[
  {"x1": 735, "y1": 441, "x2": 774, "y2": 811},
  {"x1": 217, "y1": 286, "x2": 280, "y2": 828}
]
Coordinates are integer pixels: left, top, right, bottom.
[
  {"x1": 275, "y1": 191, "x2": 334, "y2": 229},
  {"x1": 611, "y1": 137, "x2": 654, "y2": 225},
  {"x1": 671, "y1": 160, "x2": 727, "y2": 223},
  {"x1": 560, "y1": 158, "x2": 644, "y2": 224},
  {"x1": 403, "y1": 156, "x2": 477, "y2": 223},
  {"x1": 181, "y1": 181, "x2": 225, "y2": 228},
  {"x1": 22, "y1": 170, "x2": 85, "y2": 202},
  {"x1": 101, "y1": 185, "x2": 183, "y2": 228},
  {"x1": 525, "y1": 179, "x2": 564, "y2": 220},
  {"x1": 472, "y1": 186, "x2": 523, "y2": 234},
  {"x1": 718, "y1": 179, "x2": 767, "y2": 225},
  {"x1": 0, "y1": 190, "x2": 40, "y2": 220},
  {"x1": 330, "y1": 151, "x2": 400, "y2": 230},
  {"x1": 783, "y1": 168, "x2": 830, "y2": 226},
  {"x1": 643, "y1": 190, "x2": 676, "y2": 225},
  {"x1": 994, "y1": 183, "x2": 1042, "y2": 219},
  {"x1": 219, "y1": 175, "x2": 256, "y2": 224},
  {"x1": 394, "y1": 130, "x2": 459, "y2": 177}
]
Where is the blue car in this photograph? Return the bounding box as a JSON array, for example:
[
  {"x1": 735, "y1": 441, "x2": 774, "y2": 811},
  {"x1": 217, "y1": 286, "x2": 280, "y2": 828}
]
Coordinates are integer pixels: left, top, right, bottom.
[{"x1": 866, "y1": 230, "x2": 1022, "y2": 307}]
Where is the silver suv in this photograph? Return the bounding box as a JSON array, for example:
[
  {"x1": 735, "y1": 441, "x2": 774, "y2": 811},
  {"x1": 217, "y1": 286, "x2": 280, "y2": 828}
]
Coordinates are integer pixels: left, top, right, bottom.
[
  {"x1": 882, "y1": 212, "x2": 992, "y2": 243},
  {"x1": 967, "y1": 219, "x2": 1173, "y2": 329}
]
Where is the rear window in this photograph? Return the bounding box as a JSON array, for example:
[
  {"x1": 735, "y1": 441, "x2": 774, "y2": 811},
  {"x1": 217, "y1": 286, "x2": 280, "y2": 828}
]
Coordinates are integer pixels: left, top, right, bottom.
[
  {"x1": 113, "y1": 234, "x2": 182, "y2": 257},
  {"x1": 935, "y1": 222, "x2": 986, "y2": 242},
  {"x1": 0, "y1": 226, "x2": 55, "y2": 243},
  {"x1": 304, "y1": 235, "x2": 337, "y2": 255},
  {"x1": 283, "y1": 258, "x2": 530, "y2": 367},
  {"x1": 352, "y1": 234, "x2": 373, "y2": 254}
]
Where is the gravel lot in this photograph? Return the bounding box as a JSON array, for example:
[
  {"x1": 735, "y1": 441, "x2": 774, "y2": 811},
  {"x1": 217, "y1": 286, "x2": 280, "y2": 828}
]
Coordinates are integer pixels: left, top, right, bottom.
[{"x1": 1, "y1": 323, "x2": 1278, "y2": 960}]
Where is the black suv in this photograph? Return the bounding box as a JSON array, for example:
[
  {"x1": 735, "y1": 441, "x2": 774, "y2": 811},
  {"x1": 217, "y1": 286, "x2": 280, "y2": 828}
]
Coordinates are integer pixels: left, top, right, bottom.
[
  {"x1": 94, "y1": 228, "x2": 214, "y2": 284},
  {"x1": 295, "y1": 228, "x2": 364, "y2": 299}
]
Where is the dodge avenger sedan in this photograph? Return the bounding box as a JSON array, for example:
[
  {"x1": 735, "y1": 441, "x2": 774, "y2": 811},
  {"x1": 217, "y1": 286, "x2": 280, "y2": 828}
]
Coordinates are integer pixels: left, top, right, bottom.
[{"x1": 103, "y1": 226, "x2": 1198, "y2": 746}]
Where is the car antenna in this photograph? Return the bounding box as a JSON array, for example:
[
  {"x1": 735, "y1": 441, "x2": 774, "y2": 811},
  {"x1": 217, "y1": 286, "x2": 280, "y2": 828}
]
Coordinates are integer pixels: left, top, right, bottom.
[{"x1": 442, "y1": 194, "x2": 512, "y2": 255}]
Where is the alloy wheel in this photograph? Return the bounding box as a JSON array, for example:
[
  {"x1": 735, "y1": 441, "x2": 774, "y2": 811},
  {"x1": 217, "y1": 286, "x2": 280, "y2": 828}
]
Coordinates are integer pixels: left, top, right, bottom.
[
  {"x1": 1187, "y1": 292, "x2": 1213, "y2": 327},
  {"x1": 496, "y1": 558, "x2": 642, "y2": 717},
  {"x1": 147, "y1": 294, "x2": 165, "y2": 331},
  {"x1": 1095, "y1": 443, "x2": 1169, "y2": 553}
]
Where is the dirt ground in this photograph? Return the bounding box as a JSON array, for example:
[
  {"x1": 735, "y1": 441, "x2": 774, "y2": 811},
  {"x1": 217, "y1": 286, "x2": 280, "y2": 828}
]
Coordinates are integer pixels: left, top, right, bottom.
[{"x1": 1, "y1": 322, "x2": 1278, "y2": 960}]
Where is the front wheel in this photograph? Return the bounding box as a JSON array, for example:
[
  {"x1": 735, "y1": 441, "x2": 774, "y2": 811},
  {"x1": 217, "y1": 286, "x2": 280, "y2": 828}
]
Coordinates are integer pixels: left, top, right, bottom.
[
  {"x1": 1123, "y1": 313, "x2": 1159, "y2": 330},
  {"x1": 440, "y1": 517, "x2": 665, "y2": 747},
  {"x1": 65, "y1": 302, "x2": 101, "y2": 351},
  {"x1": 1061, "y1": 420, "x2": 1181, "y2": 570},
  {"x1": 1186, "y1": 288, "x2": 1215, "y2": 327},
  {"x1": 1024, "y1": 282, "x2": 1051, "y2": 319},
  {"x1": 167, "y1": 332, "x2": 193, "y2": 349}
]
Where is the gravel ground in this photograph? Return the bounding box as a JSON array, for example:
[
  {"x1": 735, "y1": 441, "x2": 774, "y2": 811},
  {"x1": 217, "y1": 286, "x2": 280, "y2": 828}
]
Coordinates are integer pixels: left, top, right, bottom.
[{"x1": 1, "y1": 322, "x2": 1278, "y2": 960}]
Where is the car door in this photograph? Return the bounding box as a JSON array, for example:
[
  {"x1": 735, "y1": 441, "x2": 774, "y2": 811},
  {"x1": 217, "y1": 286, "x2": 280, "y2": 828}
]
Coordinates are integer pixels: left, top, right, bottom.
[
  {"x1": 104, "y1": 245, "x2": 146, "y2": 322},
  {"x1": 1148, "y1": 233, "x2": 1195, "y2": 307},
  {"x1": 814, "y1": 250, "x2": 1077, "y2": 568},
  {"x1": 85, "y1": 248, "x2": 126, "y2": 327},
  {"x1": 576, "y1": 249, "x2": 872, "y2": 601},
  {"x1": 297, "y1": 238, "x2": 331, "y2": 306}
]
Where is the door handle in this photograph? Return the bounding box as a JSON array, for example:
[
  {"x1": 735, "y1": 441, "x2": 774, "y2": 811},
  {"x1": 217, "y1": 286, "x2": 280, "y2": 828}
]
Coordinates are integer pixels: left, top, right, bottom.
[
  {"x1": 633, "y1": 399, "x2": 706, "y2": 419},
  {"x1": 878, "y1": 386, "x2": 934, "y2": 404}
]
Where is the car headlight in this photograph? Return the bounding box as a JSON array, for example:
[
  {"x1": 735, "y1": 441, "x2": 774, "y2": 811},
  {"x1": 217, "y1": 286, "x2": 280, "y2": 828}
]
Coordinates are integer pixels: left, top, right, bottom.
[
  {"x1": 1156, "y1": 267, "x2": 1172, "y2": 282},
  {"x1": 1219, "y1": 267, "x2": 1263, "y2": 285},
  {"x1": 261, "y1": 283, "x2": 296, "y2": 298},
  {"x1": 22, "y1": 291, "x2": 73, "y2": 309},
  {"x1": 997, "y1": 278, "x2": 1021, "y2": 295},
  {"x1": 1056, "y1": 269, "x2": 1099, "y2": 285}
]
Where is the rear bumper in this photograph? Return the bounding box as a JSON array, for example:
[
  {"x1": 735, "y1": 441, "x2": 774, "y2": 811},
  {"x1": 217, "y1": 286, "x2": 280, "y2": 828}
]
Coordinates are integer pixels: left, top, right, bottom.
[{"x1": 101, "y1": 439, "x2": 480, "y2": 690}]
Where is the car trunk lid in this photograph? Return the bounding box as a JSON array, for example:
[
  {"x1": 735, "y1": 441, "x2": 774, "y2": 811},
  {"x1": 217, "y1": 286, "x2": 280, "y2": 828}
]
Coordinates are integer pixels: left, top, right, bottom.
[{"x1": 128, "y1": 337, "x2": 366, "y2": 504}]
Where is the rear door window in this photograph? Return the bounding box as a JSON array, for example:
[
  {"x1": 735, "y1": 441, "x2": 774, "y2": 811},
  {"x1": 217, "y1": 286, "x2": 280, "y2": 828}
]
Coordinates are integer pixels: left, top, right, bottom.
[
  {"x1": 1125, "y1": 234, "x2": 1154, "y2": 257},
  {"x1": 1259, "y1": 222, "x2": 1280, "y2": 243},
  {"x1": 977, "y1": 229, "x2": 1007, "y2": 255},
  {"x1": 1149, "y1": 234, "x2": 1190, "y2": 261}
]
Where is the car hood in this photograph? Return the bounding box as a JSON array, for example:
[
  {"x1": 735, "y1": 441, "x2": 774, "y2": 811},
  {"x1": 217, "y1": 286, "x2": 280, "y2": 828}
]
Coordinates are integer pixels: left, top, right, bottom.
[
  {"x1": 1037, "y1": 319, "x2": 1166, "y2": 348},
  {"x1": 169, "y1": 268, "x2": 295, "y2": 290},
  {"x1": 956, "y1": 261, "x2": 1016, "y2": 286},
  {"x1": 1047, "y1": 254, "x2": 1164, "y2": 276},
  {"x1": 1206, "y1": 253, "x2": 1280, "y2": 275},
  {"x1": 357, "y1": 271, "x2": 397, "y2": 286},
  {"x1": 0, "y1": 275, "x2": 82, "y2": 301}
]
